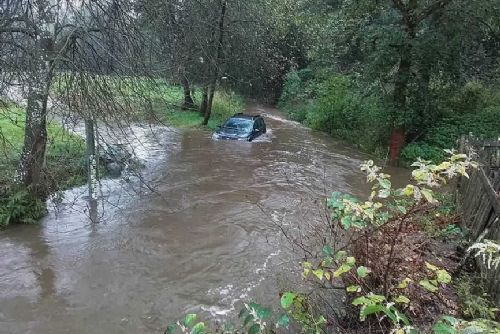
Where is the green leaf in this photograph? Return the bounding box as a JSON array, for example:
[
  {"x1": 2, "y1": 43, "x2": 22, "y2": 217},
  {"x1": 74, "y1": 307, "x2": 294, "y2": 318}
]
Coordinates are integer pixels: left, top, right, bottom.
[
  {"x1": 367, "y1": 294, "x2": 386, "y2": 303},
  {"x1": 276, "y1": 314, "x2": 290, "y2": 328},
  {"x1": 394, "y1": 295, "x2": 410, "y2": 304},
  {"x1": 248, "y1": 323, "x2": 260, "y2": 334},
  {"x1": 347, "y1": 285, "x2": 361, "y2": 293},
  {"x1": 432, "y1": 321, "x2": 455, "y2": 334},
  {"x1": 402, "y1": 185, "x2": 414, "y2": 197},
  {"x1": 379, "y1": 179, "x2": 392, "y2": 189},
  {"x1": 436, "y1": 269, "x2": 451, "y2": 284},
  {"x1": 357, "y1": 266, "x2": 369, "y2": 278},
  {"x1": 378, "y1": 189, "x2": 391, "y2": 199},
  {"x1": 341, "y1": 216, "x2": 352, "y2": 229},
  {"x1": 165, "y1": 324, "x2": 177, "y2": 334},
  {"x1": 323, "y1": 245, "x2": 333, "y2": 256},
  {"x1": 335, "y1": 250, "x2": 347, "y2": 260},
  {"x1": 256, "y1": 306, "x2": 271, "y2": 320},
  {"x1": 441, "y1": 316, "x2": 459, "y2": 325},
  {"x1": 183, "y1": 314, "x2": 197, "y2": 327},
  {"x1": 421, "y1": 188, "x2": 436, "y2": 203},
  {"x1": 312, "y1": 269, "x2": 324, "y2": 281},
  {"x1": 346, "y1": 257, "x2": 356, "y2": 265},
  {"x1": 352, "y1": 296, "x2": 370, "y2": 306},
  {"x1": 280, "y1": 292, "x2": 296, "y2": 309},
  {"x1": 397, "y1": 206, "x2": 407, "y2": 214},
  {"x1": 425, "y1": 262, "x2": 439, "y2": 271},
  {"x1": 360, "y1": 304, "x2": 385, "y2": 321},
  {"x1": 397, "y1": 278, "x2": 412, "y2": 289},
  {"x1": 333, "y1": 263, "x2": 351, "y2": 277},
  {"x1": 419, "y1": 279, "x2": 438, "y2": 292},
  {"x1": 190, "y1": 323, "x2": 205, "y2": 334}
]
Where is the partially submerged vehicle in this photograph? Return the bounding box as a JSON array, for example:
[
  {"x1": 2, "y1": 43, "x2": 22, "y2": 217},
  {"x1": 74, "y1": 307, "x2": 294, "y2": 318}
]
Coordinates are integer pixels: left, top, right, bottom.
[{"x1": 213, "y1": 113, "x2": 267, "y2": 141}]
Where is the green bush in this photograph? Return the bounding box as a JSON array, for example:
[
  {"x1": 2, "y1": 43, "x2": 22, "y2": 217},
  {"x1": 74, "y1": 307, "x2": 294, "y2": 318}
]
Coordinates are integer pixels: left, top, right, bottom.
[
  {"x1": 0, "y1": 105, "x2": 86, "y2": 227},
  {"x1": 0, "y1": 186, "x2": 47, "y2": 227},
  {"x1": 456, "y1": 274, "x2": 498, "y2": 321},
  {"x1": 281, "y1": 73, "x2": 391, "y2": 153},
  {"x1": 280, "y1": 70, "x2": 500, "y2": 162}
]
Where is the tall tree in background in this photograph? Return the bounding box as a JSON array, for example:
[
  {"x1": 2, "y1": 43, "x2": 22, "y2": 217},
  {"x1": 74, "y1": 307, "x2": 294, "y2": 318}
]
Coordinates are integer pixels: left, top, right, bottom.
[{"x1": 293, "y1": 0, "x2": 500, "y2": 160}]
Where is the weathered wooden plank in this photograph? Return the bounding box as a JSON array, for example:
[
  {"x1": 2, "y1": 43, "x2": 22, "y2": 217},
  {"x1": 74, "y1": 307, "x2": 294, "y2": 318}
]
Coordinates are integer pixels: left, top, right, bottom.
[{"x1": 479, "y1": 168, "x2": 500, "y2": 215}]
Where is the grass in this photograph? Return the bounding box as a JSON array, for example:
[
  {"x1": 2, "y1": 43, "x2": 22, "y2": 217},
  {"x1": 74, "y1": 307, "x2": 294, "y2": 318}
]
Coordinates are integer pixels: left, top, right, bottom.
[
  {"x1": 0, "y1": 104, "x2": 86, "y2": 191},
  {"x1": 160, "y1": 90, "x2": 245, "y2": 130},
  {"x1": 52, "y1": 74, "x2": 245, "y2": 129}
]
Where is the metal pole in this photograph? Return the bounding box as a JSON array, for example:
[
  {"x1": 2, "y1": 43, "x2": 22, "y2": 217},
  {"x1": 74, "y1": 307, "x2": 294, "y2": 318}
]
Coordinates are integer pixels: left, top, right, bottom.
[{"x1": 85, "y1": 118, "x2": 97, "y2": 201}]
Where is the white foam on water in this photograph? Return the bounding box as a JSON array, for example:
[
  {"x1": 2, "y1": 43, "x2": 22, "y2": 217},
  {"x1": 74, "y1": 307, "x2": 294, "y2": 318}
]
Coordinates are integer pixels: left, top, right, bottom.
[{"x1": 201, "y1": 249, "x2": 281, "y2": 318}]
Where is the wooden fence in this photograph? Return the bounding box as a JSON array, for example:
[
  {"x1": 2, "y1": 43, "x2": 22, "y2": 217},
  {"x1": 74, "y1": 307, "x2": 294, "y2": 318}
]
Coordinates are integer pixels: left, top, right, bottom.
[{"x1": 457, "y1": 136, "x2": 500, "y2": 304}]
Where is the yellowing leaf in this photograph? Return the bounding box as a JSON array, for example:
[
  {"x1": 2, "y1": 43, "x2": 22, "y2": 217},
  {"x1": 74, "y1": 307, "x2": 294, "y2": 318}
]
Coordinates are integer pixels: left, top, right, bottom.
[
  {"x1": 421, "y1": 188, "x2": 436, "y2": 203},
  {"x1": 393, "y1": 295, "x2": 410, "y2": 304},
  {"x1": 436, "y1": 269, "x2": 451, "y2": 284},
  {"x1": 419, "y1": 279, "x2": 438, "y2": 292},
  {"x1": 333, "y1": 263, "x2": 351, "y2": 278},
  {"x1": 346, "y1": 285, "x2": 361, "y2": 293},
  {"x1": 397, "y1": 278, "x2": 412, "y2": 289},
  {"x1": 425, "y1": 262, "x2": 439, "y2": 271},
  {"x1": 312, "y1": 269, "x2": 324, "y2": 281}
]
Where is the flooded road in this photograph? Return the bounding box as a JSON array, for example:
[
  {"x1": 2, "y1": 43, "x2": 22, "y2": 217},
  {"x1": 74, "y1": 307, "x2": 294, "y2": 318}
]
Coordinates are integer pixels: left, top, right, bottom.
[{"x1": 0, "y1": 105, "x2": 400, "y2": 333}]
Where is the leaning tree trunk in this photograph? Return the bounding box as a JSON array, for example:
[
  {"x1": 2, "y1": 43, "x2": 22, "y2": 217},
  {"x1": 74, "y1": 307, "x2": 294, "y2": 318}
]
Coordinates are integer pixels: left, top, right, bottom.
[
  {"x1": 202, "y1": 0, "x2": 227, "y2": 126},
  {"x1": 17, "y1": 4, "x2": 55, "y2": 193}
]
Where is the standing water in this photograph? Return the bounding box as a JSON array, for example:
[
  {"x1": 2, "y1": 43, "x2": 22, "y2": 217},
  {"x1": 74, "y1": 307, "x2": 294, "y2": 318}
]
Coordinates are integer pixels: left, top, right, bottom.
[{"x1": 0, "y1": 105, "x2": 398, "y2": 333}]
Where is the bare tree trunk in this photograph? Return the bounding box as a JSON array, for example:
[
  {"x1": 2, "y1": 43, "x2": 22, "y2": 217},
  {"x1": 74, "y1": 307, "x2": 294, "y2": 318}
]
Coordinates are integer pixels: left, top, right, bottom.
[
  {"x1": 202, "y1": 0, "x2": 227, "y2": 126},
  {"x1": 181, "y1": 76, "x2": 195, "y2": 110},
  {"x1": 17, "y1": 3, "x2": 55, "y2": 193},
  {"x1": 199, "y1": 85, "x2": 209, "y2": 115}
]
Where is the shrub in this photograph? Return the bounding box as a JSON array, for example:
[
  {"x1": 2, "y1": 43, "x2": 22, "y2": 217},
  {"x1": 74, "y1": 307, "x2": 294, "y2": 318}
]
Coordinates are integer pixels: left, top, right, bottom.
[
  {"x1": 0, "y1": 186, "x2": 47, "y2": 227},
  {"x1": 456, "y1": 274, "x2": 498, "y2": 321},
  {"x1": 279, "y1": 71, "x2": 393, "y2": 154}
]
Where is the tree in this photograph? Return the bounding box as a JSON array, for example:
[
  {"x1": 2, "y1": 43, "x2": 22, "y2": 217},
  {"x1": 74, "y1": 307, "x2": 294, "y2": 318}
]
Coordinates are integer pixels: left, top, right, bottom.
[{"x1": 0, "y1": 0, "x2": 150, "y2": 194}]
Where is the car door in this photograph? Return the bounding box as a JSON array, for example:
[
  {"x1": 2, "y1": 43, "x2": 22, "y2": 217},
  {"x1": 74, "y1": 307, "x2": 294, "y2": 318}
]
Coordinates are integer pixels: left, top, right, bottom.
[
  {"x1": 253, "y1": 119, "x2": 262, "y2": 138},
  {"x1": 259, "y1": 118, "x2": 266, "y2": 133}
]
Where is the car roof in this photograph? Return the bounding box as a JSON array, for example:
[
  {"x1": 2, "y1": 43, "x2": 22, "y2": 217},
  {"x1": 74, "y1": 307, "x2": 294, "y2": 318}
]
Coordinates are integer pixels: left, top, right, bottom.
[{"x1": 231, "y1": 113, "x2": 263, "y2": 120}]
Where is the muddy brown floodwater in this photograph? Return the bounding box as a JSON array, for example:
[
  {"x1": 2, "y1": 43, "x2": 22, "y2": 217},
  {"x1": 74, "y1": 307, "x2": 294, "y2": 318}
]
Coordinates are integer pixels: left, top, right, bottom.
[{"x1": 0, "y1": 105, "x2": 407, "y2": 334}]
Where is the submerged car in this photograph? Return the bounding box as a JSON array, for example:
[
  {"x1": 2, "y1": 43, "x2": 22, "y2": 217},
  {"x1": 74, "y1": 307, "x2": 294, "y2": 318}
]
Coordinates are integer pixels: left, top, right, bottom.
[{"x1": 213, "y1": 113, "x2": 267, "y2": 141}]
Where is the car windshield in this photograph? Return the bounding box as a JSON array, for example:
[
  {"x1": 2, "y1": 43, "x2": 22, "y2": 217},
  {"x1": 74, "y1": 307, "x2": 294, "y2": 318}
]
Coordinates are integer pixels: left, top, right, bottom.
[{"x1": 222, "y1": 118, "x2": 253, "y2": 133}]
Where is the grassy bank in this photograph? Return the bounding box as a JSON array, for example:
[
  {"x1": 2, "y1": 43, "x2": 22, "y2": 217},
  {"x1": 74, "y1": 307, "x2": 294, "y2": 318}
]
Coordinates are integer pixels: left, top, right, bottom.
[
  {"x1": 52, "y1": 75, "x2": 245, "y2": 130},
  {"x1": 160, "y1": 90, "x2": 245, "y2": 130},
  {"x1": 0, "y1": 104, "x2": 86, "y2": 226},
  {"x1": 278, "y1": 70, "x2": 500, "y2": 164}
]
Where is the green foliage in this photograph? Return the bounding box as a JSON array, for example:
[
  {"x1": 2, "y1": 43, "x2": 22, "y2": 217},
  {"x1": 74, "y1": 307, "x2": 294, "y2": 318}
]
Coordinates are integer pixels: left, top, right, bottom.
[
  {"x1": 432, "y1": 316, "x2": 500, "y2": 334},
  {"x1": 456, "y1": 274, "x2": 499, "y2": 321},
  {"x1": 0, "y1": 186, "x2": 47, "y2": 227},
  {"x1": 156, "y1": 90, "x2": 244, "y2": 130},
  {"x1": 280, "y1": 72, "x2": 392, "y2": 154},
  {"x1": 403, "y1": 83, "x2": 500, "y2": 163},
  {"x1": 0, "y1": 106, "x2": 85, "y2": 226}
]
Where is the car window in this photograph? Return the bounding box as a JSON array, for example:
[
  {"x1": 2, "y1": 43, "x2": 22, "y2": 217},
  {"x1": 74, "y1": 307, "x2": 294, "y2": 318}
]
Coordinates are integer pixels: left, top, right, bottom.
[{"x1": 223, "y1": 118, "x2": 253, "y2": 132}]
